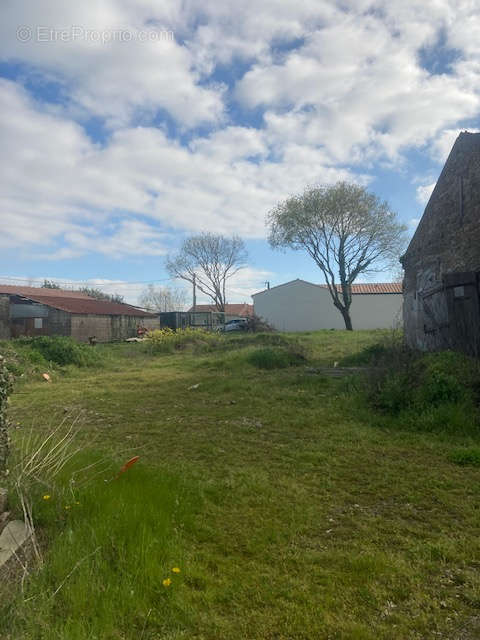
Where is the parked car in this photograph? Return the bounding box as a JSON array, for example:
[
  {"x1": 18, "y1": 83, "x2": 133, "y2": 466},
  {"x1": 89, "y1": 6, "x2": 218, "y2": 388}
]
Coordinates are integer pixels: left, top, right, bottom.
[{"x1": 223, "y1": 318, "x2": 249, "y2": 332}]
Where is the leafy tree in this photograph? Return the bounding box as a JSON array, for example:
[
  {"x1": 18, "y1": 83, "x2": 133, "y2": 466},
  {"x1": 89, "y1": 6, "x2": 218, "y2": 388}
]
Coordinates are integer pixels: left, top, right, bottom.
[
  {"x1": 79, "y1": 288, "x2": 124, "y2": 304},
  {"x1": 268, "y1": 182, "x2": 407, "y2": 330},
  {"x1": 139, "y1": 284, "x2": 187, "y2": 312},
  {"x1": 166, "y1": 233, "x2": 247, "y2": 311}
]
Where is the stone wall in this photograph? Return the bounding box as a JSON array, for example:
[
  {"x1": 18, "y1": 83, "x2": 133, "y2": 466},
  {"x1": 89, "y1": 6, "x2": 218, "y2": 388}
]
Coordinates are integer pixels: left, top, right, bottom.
[
  {"x1": 47, "y1": 308, "x2": 71, "y2": 336},
  {"x1": 0, "y1": 297, "x2": 10, "y2": 340},
  {"x1": 71, "y1": 315, "x2": 112, "y2": 343},
  {"x1": 401, "y1": 132, "x2": 480, "y2": 350},
  {"x1": 71, "y1": 314, "x2": 159, "y2": 342}
]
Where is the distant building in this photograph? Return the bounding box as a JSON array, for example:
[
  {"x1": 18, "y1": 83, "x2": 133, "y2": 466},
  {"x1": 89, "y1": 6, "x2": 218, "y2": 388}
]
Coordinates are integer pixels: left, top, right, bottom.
[
  {"x1": 252, "y1": 279, "x2": 402, "y2": 332},
  {"x1": 187, "y1": 303, "x2": 254, "y2": 317},
  {"x1": 0, "y1": 285, "x2": 159, "y2": 342},
  {"x1": 401, "y1": 131, "x2": 480, "y2": 355}
]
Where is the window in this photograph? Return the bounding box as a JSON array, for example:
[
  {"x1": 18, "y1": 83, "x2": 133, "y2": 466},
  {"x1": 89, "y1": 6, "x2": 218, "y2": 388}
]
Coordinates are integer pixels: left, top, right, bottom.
[{"x1": 34, "y1": 318, "x2": 43, "y2": 329}]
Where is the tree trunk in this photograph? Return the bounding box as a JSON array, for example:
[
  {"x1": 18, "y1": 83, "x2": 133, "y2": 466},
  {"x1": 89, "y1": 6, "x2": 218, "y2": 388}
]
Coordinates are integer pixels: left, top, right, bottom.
[{"x1": 340, "y1": 307, "x2": 353, "y2": 330}]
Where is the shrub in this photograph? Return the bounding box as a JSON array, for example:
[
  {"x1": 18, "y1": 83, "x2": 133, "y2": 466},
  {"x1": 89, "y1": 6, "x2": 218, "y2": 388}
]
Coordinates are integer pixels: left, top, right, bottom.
[
  {"x1": 0, "y1": 354, "x2": 12, "y2": 474},
  {"x1": 245, "y1": 314, "x2": 276, "y2": 333},
  {"x1": 247, "y1": 345, "x2": 308, "y2": 370},
  {"x1": 146, "y1": 327, "x2": 224, "y2": 353},
  {"x1": 355, "y1": 336, "x2": 480, "y2": 433},
  {"x1": 18, "y1": 336, "x2": 101, "y2": 368},
  {"x1": 448, "y1": 448, "x2": 480, "y2": 467}
]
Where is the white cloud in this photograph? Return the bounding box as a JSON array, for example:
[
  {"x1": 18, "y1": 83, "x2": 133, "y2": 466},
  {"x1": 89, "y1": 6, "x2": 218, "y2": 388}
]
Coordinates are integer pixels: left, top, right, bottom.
[
  {"x1": 0, "y1": 79, "x2": 355, "y2": 256},
  {"x1": 0, "y1": 1, "x2": 224, "y2": 129},
  {"x1": 2, "y1": 0, "x2": 480, "y2": 261},
  {"x1": 415, "y1": 183, "x2": 435, "y2": 205}
]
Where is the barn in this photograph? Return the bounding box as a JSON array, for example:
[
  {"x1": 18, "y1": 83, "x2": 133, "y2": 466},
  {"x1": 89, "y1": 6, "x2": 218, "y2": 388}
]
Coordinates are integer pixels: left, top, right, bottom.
[
  {"x1": 0, "y1": 285, "x2": 159, "y2": 342},
  {"x1": 252, "y1": 279, "x2": 402, "y2": 332},
  {"x1": 400, "y1": 131, "x2": 480, "y2": 355}
]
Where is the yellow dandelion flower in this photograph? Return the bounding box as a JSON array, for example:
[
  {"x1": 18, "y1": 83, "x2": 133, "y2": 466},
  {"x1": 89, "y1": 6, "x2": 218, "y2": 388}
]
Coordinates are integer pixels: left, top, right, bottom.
[
  {"x1": 172, "y1": 567, "x2": 181, "y2": 573},
  {"x1": 65, "y1": 505, "x2": 71, "y2": 510},
  {"x1": 162, "y1": 578, "x2": 172, "y2": 587},
  {"x1": 42, "y1": 495, "x2": 51, "y2": 501}
]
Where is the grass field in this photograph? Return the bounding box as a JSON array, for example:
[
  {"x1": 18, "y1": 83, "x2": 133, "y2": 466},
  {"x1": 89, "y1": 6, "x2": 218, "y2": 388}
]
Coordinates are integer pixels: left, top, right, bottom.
[{"x1": 2, "y1": 330, "x2": 480, "y2": 639}]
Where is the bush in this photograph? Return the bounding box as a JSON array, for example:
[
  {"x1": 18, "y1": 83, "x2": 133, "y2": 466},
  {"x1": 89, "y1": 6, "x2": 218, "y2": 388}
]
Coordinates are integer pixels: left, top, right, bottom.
[
  {"x1": 0, "y1": 354, "x2": 12, "y2": 474},
  {"x1": 355, "y1": 337, "x2": 480, "y2": 433},
  {"x1": 245, "y1": 314, "x2": 276, "y2": 333},
  {"x1": 247, "y1": 345, "x2": 308, "y2": 370},
  {"x1": 18, "y1": 336, "x2": 101, "y2": 368},
  {"x1": 146, "y1": 327, "x2": 224, "y2": 353},
  {"x1": 448, "y1": 448, "x2": 480, "y2": 467}
]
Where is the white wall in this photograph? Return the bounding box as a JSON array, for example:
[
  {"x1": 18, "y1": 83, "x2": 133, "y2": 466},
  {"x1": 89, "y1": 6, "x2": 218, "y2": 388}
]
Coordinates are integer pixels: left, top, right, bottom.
[{"x1": 252, "y1": 280, "x2": 402, "y2": 331}]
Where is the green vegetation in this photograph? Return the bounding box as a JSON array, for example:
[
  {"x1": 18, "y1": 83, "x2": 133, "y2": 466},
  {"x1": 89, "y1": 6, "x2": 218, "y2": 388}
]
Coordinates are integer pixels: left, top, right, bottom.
[
  {"x1": 448, "y1": 447, "x2": 480, "y2": 467},
  {"x1": 246, "y1": 344, "x2": 308, "y2": 369},
  {"x1": 0, "y1": 336, "x2": 102, "y2": 375},
  {"x1": 348, "y1": 335, "x2": 480, "y2": 436},
  {"x1": 1, "y1": 330, "x2": 480, "y2": 639},
  {"x1": 4, "y1": 457, "x2": 197, "y2": 640},
  {"x1": 145, "y1": 327, "x2": 224, "y2": 353}
]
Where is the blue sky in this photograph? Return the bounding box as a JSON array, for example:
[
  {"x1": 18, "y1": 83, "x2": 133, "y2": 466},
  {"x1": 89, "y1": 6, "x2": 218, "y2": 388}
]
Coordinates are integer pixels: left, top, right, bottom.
[{"x1": 1, "y1": 1, "x2": 479, "y2": 304}]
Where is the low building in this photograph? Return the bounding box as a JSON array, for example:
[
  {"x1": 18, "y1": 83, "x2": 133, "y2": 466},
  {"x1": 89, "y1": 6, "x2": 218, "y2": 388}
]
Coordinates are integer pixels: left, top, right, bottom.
[
  {"x1": 252, "y1": 279, "x2": 402, "y2": 332},
  {"x1": 187, "y1": 303, "x2": 254, "y2": 318},
  {"x1": 401, "y1": 131, "x2": 480, "y2": 355},
  {"x1": 0, "y1": 285, "x2": 159, "y2": 342}
]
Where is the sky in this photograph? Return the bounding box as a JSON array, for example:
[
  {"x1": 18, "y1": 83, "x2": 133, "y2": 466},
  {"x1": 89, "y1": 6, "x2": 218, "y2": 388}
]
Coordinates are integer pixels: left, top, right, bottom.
[{"x1": 1, "y1": 0, "x2": 480, "y2": 305}]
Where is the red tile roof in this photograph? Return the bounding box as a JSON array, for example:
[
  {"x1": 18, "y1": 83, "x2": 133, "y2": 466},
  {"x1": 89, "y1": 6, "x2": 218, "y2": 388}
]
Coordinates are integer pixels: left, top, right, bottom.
[
  {"x1": 188, "y1": 303, "x2": 254, "y2": 316},
  {"x1": 0, "y1": 285, "x2": 156, "y2": 317},
  {"x1": 340, "y1": 282, "x2": 402, "y2": 294}
]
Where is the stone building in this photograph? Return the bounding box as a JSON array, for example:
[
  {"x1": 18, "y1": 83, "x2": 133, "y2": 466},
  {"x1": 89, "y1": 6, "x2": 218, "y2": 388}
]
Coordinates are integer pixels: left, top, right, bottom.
[
  {"x1": 0, "y1": 285, "x2": 159, "y2": 342},
  {"x1": 401, "y1": 131, "x2": 480, "y2": 354}
]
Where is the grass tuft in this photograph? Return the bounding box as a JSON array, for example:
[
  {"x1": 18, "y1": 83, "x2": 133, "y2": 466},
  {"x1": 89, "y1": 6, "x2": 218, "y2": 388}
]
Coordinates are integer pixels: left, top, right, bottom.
[{"x1": 448, "y1": 447, "x2": 480, "y2": 467}]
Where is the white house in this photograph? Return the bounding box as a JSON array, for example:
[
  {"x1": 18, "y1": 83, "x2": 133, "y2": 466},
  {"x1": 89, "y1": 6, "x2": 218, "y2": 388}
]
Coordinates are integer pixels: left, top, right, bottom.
[{"x1": 252, "y1": 279, "x2": 403, "y2": 332}]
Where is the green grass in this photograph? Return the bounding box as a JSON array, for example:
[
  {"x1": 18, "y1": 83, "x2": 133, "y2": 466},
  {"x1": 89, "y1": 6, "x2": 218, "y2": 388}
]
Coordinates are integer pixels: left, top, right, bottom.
[
  {"x1": 2, "y1": 330, "x2": 480, "y2": 639},
  {"x1": 2, "y1": 461, "x2": 198, "y2": 639}
]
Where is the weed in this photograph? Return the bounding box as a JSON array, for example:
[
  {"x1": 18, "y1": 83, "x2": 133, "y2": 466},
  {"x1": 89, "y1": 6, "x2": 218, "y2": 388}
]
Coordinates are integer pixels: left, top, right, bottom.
[
  {"x1": 146, "y1": 327, "x2": 224, "y2": 353},
  {"x1": 448, "y1": 447, "x2": 480, "y2": 467},
  {"x1": 247, "y1": 345, "x2": 308, "y2": 369},
  {"x1": 17, "y1": 336, "x2": 101, "y2": 368}
]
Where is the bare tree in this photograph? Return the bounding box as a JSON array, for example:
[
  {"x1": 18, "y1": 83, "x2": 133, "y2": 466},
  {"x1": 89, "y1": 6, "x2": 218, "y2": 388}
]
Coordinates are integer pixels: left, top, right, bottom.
[
  {"x1": 78, "y1": 288, "x2": 124, "y2": 304},
  {"x1": 268, "y1": 182, "x2": 407, "y2": 330},
  {"x1": 139, "y1": 284, "x2": 187, "y2": 312},
  {"x1": 166, "y1": 233, "x2": 247, "y2": 311}
]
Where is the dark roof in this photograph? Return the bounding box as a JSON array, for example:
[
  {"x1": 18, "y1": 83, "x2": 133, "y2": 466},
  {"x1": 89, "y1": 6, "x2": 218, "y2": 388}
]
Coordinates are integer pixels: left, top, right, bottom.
[
  {"x1": 0, "y1": 285, "x2": 156, "y2": 317},
  {"x1": 188, "y1": 303, "x2": 254, "y2": 317},
  {"x1": 252, "y1": 279, "x2": 401, "y2": 296}
]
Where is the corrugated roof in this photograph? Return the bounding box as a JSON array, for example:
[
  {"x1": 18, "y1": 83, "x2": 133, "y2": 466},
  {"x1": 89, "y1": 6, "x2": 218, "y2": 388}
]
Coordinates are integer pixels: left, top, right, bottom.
[
  {"x1": 188, "y1": 303, "x2": 254, "y2": 316},
  {"x1": 0, "y1": 285, "x2": 92, "y2": 298},
  {"x1": 20, "y1": 295, "x2": 157, "y2": 317},
  {"x1": 0, "y1": 285, "x2": 156, "y2": 317}
]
